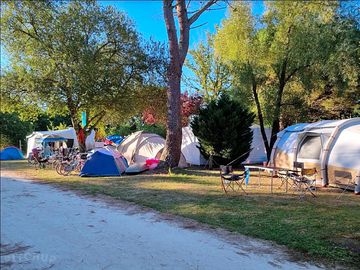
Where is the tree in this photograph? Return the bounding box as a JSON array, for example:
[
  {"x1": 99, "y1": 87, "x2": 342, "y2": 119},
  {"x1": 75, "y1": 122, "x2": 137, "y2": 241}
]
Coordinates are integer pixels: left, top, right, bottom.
[
  {"x1": 214, "y1": 1, "x2": 342, "y2": 159},
  {"x1": 191, "y1": 94, "x2": 255, "y2": 167},
  {"x1": 214, "y1": 2, "x2": 271, "y2": 157},
  {"x1": 0, "y1": 112, "x2": 32, "y2": 149},
  {"x1": 184, "y1": 33, "x2": 231, "y2": 101},
  {"x1": 161, "y1": 0, "x2": 218, "y2": 167},
  {"x1": 1, "y1": 1, "x2": 161, "y2": 151}
]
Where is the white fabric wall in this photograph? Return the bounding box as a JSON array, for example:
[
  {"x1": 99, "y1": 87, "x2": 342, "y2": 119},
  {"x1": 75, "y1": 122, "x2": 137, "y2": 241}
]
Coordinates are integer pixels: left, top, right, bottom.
[
  {"x1": 181, "y1": 127, "x2": 206, "y2": 165},
  {"x1": 117, "y1": 131, "x2": 142, "y2": 163},
  {"x1": 328, "y1": 125, "x2": 360, "y2": 170},
  {"x1": 136, "y1": 136, "x2": 165, "y2": 163},
  {"x1": 117, "y1": 132, "x2": 166, "y2": 164},
  {"x1": 244, "y1": 126, "x2": 271, "y2": 164}
]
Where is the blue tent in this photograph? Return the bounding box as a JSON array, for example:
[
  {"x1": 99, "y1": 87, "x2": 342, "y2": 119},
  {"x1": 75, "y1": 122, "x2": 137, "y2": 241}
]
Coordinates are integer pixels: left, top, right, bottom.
[
  {"x1": 105, "y1": 135, "x2": 123, "y2": 145},
  {"x1": 80, "y1": 149, "x2": 128, "y2": 177},
  {"x1": 0, "y1": 146, "x2": 24, "y2": 160}
]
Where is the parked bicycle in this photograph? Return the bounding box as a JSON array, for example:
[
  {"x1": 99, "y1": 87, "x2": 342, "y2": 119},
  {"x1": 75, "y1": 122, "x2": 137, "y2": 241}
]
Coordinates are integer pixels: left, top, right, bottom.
[{"x1": 56, "y1": 152, "x2": 87, "y2": 176}]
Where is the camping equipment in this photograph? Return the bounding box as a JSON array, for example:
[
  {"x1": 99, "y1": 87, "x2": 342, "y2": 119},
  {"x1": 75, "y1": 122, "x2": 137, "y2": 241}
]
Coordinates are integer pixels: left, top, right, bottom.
[
  {"x1": 181, "y1": 127, "x2": 206, "y2": 165},
  {"x1": 105, "y1": 135, "x2": 124, "y2": 146},
  {"x1": 26, "y1": 128, "x2": 96, "y2": 157},
  {"x1": 125, "y1": 162, "x2": 148, "y2": 175},
  {"x1": 287, "y1": 162, "x2": 317, "y2": 198},
  {"x1": 0, "y1": 146, "x2": 24, "y2": 160},
  {"x1": 118, "y1": 131, "x2": 169, "y2": 164},
  {"x1": 146, "y1": 158, "x2": 160, "y2": 170},
  {"x1": 220, "y1": 165, "x2": 248, "y2": 194},
  {"x1": 270, "y1": 118, "x2": 360, "y2": 191},
  {"x1": 80, "y1": 148, "x2": 128, "y2": 177}
]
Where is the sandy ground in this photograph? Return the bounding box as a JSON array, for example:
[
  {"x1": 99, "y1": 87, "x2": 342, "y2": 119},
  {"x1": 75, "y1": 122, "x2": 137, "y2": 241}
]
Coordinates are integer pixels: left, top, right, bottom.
[{"x1": 1, "y1": 177, "x2": 324, "y2": 270}]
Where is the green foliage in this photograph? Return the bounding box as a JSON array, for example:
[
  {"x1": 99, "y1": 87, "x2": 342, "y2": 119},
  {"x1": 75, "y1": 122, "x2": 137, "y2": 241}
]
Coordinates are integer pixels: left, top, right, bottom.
[
  {"x1": 0, "y1": 134, "x2": 12, "y2": 149},
  {"x1": 0, "y1": 112, "x2": 32, "y2": 149},
  {"x1": 1, "y1": 1, "x2": 165, "y2": 130},
  {"x1": 106, "y1": 117, "x2": 166, "y2": 138},
  {"x1": 30, "y1": 114, "x2": 72, "y2": 131},
  {"x1": 214, "y1": 1, "x2": 359, "y2": 128},
  {"x1": 184, "y1": 33, "x2": 231, "y2": 101},
  {"x1": 191, "y1": 94, "x2": 255, "y2": 166}
]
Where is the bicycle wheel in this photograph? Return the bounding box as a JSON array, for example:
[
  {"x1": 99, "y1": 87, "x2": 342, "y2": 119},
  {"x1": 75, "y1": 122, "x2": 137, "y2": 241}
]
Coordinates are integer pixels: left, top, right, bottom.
[
  {"x1": 62, "y1": 164, "x2": 74, "y2": 176},
  {"x1": 55, "y1": 162, "x2": 63, "y2": 175}
]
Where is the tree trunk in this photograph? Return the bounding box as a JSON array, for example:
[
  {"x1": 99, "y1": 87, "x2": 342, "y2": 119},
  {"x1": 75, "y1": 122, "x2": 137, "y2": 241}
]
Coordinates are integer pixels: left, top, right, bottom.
[
  {"x1": 161, "y1": 0, "x2": 183, "y2": 167},
  {"x1": 269, "y1": 81, "x2": 286, "y2": 154},
  {"x1": 251, "y1": 78, "x2": 271, "y2": 160},
  {"x1": 161, "y1": 0, "x2": 217, "y2": 167},
  {"x1": 161, "y1": 70, "x2": 183, "y2": 167}
]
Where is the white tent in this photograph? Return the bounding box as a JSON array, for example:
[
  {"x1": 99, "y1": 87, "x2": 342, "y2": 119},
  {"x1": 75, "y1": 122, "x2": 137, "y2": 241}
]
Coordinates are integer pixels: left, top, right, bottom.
[
  {"x1": 26, "y1": 128, "x2": 95, "y2": 157},
  {"x1": 117, "y1": 131, "x2": 166, "y2": 164},
  {"x1": 117, "y1": 131, "x2": 189, "y2": 167},
  {"x1": 181, "y1": 127, "x2": 206, "y2": 166},
  {"x1": 270, "y1": 118, "x2": 360, "y2": 190},
  {"x1": 117, "y1": 125, "x2": 272, "y2": 168},
  {"x1": 243, "y1": 125, "x2": 271, "y2": 164}
]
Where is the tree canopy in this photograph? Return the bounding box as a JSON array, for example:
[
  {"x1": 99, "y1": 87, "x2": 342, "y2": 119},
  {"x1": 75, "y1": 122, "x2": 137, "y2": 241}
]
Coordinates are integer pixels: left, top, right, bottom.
[
  {"x1": 1, "y1": 0, "x2": 166, "y2": 150},
  {"x1": 213, "y1": 1, "x2": 360, "y2": 159},
  {"x1": 184, "y1": 33, "x2": 230, "y2": 102}
]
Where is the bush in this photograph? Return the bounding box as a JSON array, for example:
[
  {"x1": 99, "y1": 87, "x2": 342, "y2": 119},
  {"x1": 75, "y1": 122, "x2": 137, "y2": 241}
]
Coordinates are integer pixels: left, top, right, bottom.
[{"x1": 191, "y1": 94, "x2": 255, "y2": 166}]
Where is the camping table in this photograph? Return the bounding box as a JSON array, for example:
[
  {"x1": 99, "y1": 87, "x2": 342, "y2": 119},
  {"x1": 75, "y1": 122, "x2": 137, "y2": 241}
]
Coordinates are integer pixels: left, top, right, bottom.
[{"x1": 244, "y1": 165, "x2": 295, "y2": 193}]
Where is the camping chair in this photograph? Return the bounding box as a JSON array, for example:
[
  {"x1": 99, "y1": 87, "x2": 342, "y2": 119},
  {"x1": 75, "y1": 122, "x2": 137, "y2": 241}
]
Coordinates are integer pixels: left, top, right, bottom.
[
  {"x1": 31, "y1": 148, "x2": 48, "y2": 169},
  {"x1": 335, "y1": 171, "x2": 357, "y2": 199},
  {"x1": 220, "y1": 165, "x2": 249, "y2": 194},
  {"x1": 278, "y1": 170, "x2": 290, "y2": 190},
  {"x1": 288, "y1": 162, "x2": 317, "y2": 198}
]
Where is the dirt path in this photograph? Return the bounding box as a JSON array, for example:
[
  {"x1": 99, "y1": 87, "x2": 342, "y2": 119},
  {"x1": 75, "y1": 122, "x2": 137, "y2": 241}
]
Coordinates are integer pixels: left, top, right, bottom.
[{"x1": 1, "y1": 177, "x2": 324, "y2": 270}]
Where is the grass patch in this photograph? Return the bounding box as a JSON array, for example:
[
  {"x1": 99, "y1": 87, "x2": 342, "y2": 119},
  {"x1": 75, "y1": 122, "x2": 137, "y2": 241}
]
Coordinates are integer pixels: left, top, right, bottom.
[{"x1": 1, "y1": 160, "x2": 360, "y2": 268}]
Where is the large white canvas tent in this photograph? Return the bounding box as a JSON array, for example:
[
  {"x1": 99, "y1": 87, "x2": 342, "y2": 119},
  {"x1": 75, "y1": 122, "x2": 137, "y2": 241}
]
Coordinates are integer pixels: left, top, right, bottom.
[
  {"x1": 181, "y1": 127, "x2": 206, "y2": 166},
  {"x1": 243, "y1": 125, "x2": 271, "y2": 164},
  {"x1": 270, "y1": 118, "x2": 360, "y2": 190},
  {"x1": 26, "y1": 128, "x2": 95, "y2": 157}
]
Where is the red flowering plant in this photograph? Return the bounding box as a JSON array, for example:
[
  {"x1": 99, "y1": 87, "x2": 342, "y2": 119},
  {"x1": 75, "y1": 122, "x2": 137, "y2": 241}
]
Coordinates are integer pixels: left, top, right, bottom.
[{"x1": 142, "y1": 91, "x2": 203, "y2": 127}]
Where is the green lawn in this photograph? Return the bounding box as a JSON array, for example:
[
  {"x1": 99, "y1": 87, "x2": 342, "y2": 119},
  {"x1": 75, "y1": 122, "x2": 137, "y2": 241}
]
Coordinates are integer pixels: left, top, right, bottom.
[{"x1": 2, "y1": 160, "x2": 360, "y2": 268}]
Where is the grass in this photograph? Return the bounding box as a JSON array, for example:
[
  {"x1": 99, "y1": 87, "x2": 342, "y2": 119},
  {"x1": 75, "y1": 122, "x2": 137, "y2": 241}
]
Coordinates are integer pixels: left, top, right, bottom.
[{"x1": 1, "y1": 160, "x2": 360, "y2": 268}]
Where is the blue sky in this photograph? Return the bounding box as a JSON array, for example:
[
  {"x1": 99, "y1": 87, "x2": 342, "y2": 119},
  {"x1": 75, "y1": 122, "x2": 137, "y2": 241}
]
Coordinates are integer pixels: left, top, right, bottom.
[
  {"x1": 99, "y1": 1, "x2": 264, "y2": 49},
  {"x1": 1, "y1": 1, "x2": 265, "y2": 82}
]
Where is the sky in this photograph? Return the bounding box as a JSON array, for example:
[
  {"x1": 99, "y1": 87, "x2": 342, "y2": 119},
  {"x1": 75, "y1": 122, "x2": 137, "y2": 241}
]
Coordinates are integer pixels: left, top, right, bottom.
[
  {"x1": 0, "y1": 1, "x2": 265, "y2": 83},
  {"x1": 99, "y1": 1, "x2": 264, "y2": 49}
]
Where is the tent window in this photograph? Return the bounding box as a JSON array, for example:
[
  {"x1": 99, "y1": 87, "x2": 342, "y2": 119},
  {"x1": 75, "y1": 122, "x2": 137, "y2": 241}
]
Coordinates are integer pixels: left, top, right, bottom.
[{"x1": 298, "y1": 136, "x2": 322, "y2": 160}]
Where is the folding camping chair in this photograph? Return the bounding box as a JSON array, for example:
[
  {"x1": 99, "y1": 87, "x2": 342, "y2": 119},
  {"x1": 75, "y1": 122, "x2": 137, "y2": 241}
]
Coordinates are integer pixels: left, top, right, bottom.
[
  {"x1": 220, "y1": 165, "x2": 249, "y2": 194},
  {"x1": 288, "y1": 162, "x2": 317, "y2": 198},
  {"x1": 31, "y1": 148, "x2": 48, "y2": 169}
]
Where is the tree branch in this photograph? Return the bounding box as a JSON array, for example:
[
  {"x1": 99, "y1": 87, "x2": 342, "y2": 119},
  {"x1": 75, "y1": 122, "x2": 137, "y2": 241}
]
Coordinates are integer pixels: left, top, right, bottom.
[
  {"x1": 190, "y1": 22, "x2": 208, "y2": 30},
  {"x1": 188, "y1": 0, "x2": 217, "y2": 25},
  {"x1": 176, "y1": 0, "x2": 190, "y2": 64}
]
